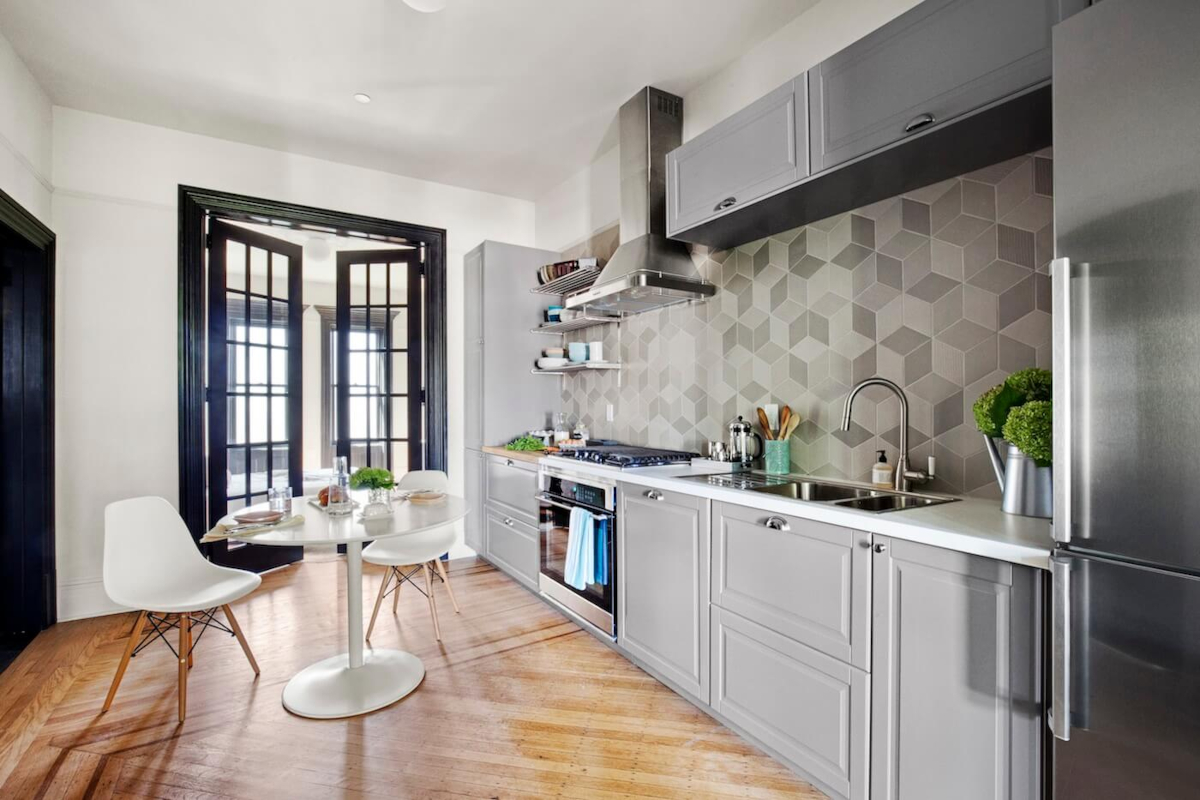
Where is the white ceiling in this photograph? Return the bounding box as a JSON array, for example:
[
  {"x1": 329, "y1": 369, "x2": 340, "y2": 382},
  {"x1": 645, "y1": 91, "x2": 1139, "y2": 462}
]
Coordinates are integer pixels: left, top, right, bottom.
[{"x1": 0, "y1": 0, "x2": 816, "y2": 200}]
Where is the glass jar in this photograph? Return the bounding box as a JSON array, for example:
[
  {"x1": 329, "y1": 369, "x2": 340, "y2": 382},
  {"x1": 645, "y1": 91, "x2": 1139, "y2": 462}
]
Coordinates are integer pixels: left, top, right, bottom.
[{"x1": 326, "y1": 456, "x2": 353, "y2": 516}]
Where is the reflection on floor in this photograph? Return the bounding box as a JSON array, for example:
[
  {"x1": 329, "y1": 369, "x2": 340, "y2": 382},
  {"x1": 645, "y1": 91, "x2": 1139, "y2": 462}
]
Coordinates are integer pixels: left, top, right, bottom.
[{"x1": 0, "y1": 557, "x2": 823, "y2": 798}]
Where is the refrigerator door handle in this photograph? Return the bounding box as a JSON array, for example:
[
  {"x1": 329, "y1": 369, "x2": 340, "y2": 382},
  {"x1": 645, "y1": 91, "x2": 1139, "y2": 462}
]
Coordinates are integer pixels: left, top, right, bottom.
[
  {"x1": 1051, "y1": 257, "x2": 1073, "y2": 544},
  {"x1": 1050, "y1": 552, "x2": 1072, "y2": 741}
]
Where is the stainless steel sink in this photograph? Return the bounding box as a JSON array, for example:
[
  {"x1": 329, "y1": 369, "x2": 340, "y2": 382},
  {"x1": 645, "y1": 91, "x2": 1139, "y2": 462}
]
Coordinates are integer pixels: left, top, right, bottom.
[
  {"x1": 832, "y1": 494, "x2": 949, "y2": 512},
  {"x1": 679, "y1": 471, "x2": 957, "y2": 514},
  {"x1": 751, "y1": 481, "x2": 875, "y2": 502}
]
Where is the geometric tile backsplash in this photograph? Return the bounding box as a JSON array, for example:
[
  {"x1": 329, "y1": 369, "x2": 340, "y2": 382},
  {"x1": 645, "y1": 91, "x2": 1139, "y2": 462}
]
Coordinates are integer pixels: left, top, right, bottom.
[{"x1": 558, "y1": 149, "x2": 1054, "y2": 497}]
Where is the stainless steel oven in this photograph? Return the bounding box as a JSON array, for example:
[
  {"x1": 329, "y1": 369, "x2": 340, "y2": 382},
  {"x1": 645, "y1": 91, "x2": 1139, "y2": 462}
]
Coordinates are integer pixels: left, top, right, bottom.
[{"x1": 537, "y1": 463, "x2": 617, "y2": 637}]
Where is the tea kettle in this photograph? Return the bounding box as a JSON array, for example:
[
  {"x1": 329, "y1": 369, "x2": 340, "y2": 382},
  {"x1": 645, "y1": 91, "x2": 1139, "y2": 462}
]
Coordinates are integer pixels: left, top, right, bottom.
[{"x1": 728, "y1": 416, "x2": 763, "y2": 467}]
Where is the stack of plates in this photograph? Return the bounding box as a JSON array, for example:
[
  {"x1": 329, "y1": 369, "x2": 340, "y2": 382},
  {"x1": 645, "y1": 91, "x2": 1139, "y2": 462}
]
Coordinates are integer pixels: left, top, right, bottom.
[{"x1": 537, "y1": 357, "x2": 569, "y2": 369}]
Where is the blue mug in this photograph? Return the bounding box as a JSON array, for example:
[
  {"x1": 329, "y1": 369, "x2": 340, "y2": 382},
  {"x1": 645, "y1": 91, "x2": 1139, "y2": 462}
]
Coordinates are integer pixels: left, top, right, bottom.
[
  {"x1": 547, "y1": 305, "x2": 563, "y2": 322},
  {"x1": 568, "y1": 342, "x2": 589, "y2": 362}
]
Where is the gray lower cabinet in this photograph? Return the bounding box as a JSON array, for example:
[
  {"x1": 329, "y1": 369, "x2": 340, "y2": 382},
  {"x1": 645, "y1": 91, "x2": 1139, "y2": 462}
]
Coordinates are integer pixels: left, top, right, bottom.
[
  {"x1": 666, "y1": 77, "x2": 807, "y2": 236},
  {"x1": 711, "y1": 502, "x2": 871, "y2": 670},
  {"x1": 485, "y1": 454, "x2": 539, "y2": 524},
  {"x1": 463, "y1": 449, "x2": 486, "y2": 552},
  {"x1": 870, "y1": 536, "x2": 1042, "y2": 800},
  {"x1": 617, "y1": 483, "x2": 710, "y2": 701},
  {"x1": 809, "y1": 0, "x2": 1086, "y2": 173},
  {"x1": 484, "y1": 508, "x2": 539, "y2": 589},
  {"x1": 711, "y1": 606, "x2": 870, "y2": 800}
]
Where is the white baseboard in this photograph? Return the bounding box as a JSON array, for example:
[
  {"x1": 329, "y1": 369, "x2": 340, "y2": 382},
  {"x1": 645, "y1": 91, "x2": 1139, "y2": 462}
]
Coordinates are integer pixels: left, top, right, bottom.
[{"x1": 57, "y1": 576, "x2": 128, "y2": 622}]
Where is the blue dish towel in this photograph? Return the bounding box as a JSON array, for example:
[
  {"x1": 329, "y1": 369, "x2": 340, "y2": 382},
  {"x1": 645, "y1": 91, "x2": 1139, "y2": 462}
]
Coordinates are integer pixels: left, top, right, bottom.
[
  {"x1": 594, "y1": 518, "x2": 609, "y2": 586},
  {"x1": 564, "y1": 506, "x2": 595, "y2": 590}
]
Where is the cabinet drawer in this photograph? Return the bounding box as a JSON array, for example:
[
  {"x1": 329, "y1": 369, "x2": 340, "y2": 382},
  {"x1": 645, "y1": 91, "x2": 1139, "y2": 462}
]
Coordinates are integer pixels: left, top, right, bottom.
[
  {"x1": 712, "y1": 606, "x2": 869, "y2": 800},
  {"x1": 486, "y1": 454, "x2": 538, "y2": 523},
  {"x1": 712, "y1": 502, "x2": 871, "y2": 670},
  {"x1": 485, "y1": 509, "x2": 538, "y2": 589},
  {"x1": 810, "y1": 0, "x2": 1062, "y2": 173},
  {"x1": 667, "y1": 78, "x2": 806, "y2": 235}
]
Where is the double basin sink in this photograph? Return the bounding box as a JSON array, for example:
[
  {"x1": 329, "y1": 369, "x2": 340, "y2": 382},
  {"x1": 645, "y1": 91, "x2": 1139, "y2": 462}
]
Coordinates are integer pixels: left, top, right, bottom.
[{"x1": 680, "y1": 472, "x2": 958, "y2": 513}]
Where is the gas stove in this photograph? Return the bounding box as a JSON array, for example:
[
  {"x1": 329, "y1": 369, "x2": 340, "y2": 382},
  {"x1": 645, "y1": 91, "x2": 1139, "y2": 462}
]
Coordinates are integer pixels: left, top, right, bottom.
[{"x1": 554, "y1": 444, "x2": 698, "y2": 469}]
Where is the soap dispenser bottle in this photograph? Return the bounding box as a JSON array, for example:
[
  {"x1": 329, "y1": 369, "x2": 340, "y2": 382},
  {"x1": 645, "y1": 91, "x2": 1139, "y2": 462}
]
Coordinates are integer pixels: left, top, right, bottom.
[{"x1": 871, "y1": 450, "x2": 894, "y2": 489}]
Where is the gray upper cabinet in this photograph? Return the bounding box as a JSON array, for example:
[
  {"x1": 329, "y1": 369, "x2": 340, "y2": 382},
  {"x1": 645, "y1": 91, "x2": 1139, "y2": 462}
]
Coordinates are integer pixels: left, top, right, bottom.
[
  {"x1": 463, "y1": 247, "x2": 484, "y2": 452},
  {"x1": 809, "y1": 0, "x2": 1081, "y2": 173},
  {"x1": 618, "y1": 482, "x2": 710, "y2": 701},
  {"x1": 712, "y1": 502, "x2": 871, "y2": 670},
  {"x1": 667, "y1": 77, "x2": 808, "y2": 236},
  {"x1": 871, "y1": 536, "x2": 1042, "y2": 800}
]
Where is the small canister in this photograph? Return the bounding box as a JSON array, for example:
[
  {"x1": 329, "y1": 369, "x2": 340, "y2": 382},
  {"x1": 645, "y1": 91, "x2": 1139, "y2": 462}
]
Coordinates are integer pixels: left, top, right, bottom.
[{"x1": 764, "y1": 440, "x2": 789, "y2": 475}]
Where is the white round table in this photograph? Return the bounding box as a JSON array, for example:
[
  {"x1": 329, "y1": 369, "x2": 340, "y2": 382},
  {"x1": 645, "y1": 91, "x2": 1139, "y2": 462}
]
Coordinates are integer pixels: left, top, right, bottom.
[{"x1": 220, "y1": 495, "x2": 468, "y2": 719}]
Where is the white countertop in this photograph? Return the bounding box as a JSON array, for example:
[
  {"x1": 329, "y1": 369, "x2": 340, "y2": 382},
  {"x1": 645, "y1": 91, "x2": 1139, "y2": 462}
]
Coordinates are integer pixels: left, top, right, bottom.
[{"x1": 541, "y1": 456, "x2": 1054, "y2": 570}]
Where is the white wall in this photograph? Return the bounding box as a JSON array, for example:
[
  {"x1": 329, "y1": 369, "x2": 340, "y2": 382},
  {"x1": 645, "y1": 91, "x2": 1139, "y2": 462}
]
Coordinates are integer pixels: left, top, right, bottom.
[
  {"x1": 0, "y1": 27, "x2": 52, "y2": 223},
  {"x1": 52, "y1": 107, "x2": 536, "y2": 620},
  {"x1": 533, "y1": 0, "x2": 922, "y2": 251}
]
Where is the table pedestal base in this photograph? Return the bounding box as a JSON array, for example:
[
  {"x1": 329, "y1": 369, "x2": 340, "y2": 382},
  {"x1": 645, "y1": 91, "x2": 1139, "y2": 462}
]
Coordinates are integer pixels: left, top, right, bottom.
[{"x1": 281, "y1": 649, "x2": 424, "y2": 719}]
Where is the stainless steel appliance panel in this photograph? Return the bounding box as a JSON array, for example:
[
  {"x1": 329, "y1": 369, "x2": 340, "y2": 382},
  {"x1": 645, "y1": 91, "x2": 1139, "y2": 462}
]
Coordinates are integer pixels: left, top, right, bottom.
[
  {"x1": 1053, "y1": 0, "x2": 1200, "y2": 570},
  {"x1": 1052, "y1": 551, "x2": 1200, "y2": 798}
]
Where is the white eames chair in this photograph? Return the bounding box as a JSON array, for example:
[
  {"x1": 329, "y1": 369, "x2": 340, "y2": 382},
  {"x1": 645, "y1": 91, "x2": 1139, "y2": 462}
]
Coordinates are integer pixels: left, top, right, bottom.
[
  {"x1": 102, "y1": 497, "x2": 262, "y2": 722},
  {"x1": 364, "y1": 470, "x2": 461, "y2": 642}
]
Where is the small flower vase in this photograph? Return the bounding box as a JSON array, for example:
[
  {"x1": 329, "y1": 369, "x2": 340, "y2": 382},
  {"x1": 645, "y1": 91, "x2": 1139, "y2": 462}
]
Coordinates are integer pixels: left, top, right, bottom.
[{"x1": 365, "y1": 487, "x2": 393, "y2": 515}]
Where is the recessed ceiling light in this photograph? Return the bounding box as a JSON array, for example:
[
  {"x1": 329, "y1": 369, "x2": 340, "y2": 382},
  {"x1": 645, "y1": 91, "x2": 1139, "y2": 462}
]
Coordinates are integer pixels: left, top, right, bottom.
[{"x1": 353, "y1": 93, "x2": 372, "y2": 104}]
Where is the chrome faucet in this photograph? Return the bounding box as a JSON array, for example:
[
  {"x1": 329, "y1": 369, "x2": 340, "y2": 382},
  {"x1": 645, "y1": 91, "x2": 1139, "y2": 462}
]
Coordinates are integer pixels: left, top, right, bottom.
[{"x1": 840, "y1": 377, "x2": 931, "y2": 492}]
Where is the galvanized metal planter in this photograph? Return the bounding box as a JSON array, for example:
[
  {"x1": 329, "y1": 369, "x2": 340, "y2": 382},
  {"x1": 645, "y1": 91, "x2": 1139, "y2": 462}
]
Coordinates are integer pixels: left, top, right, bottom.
[{"x1": 984, "y1": 437, "x2": 1052, "y2": 519}]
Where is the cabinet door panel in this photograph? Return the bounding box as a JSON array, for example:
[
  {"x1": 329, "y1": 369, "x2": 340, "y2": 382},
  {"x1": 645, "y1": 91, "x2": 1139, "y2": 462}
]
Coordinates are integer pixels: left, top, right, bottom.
[
  {"x1": 486, "y1": 455, "x2": 538, "y2": 524},
  {"x1": 712, "y1": 607, "x2": 869, "y2": 800},
  {"x1": 668, "y1": 79, "x2": 805, "y2": 235},
  {"x1": 712, "y1": 502, "x2": 871, "y2": 669},
  {"x1": 810, "y1": 0, "x2": 1060, "y2": 172},
  {"x1": 463, "y1": 247, "x2": 484, "y2": 452},
  {"x1": 485, "y1": 509, "x2": 538, "y2": 589},
  {"x1": 871, "y1": 536, "x2": 1042, "y2": 800},
  {"x1": 618, "y1": 483, "x2": 710, "y2": 701},
  {"x1": 464, "y1": 449, "x2": 485, "y2": 551}
]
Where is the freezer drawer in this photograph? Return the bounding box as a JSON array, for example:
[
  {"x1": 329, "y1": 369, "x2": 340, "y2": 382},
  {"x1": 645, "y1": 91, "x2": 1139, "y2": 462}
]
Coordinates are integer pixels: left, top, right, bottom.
[{"x1": 1052, "y1": 552, "x2": 1200, "y2": 798}]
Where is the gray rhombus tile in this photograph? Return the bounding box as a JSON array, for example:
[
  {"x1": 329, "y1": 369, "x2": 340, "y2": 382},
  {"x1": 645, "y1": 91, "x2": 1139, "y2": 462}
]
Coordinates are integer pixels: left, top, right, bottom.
[
  {"x1": 791, "y1": 253, "x2": 826, "y2": 279},
  {"x1": 832, "y1": 242, "x2": 873, "y2": 269},
  {"x1": 998, "y1": 275, "x2": 1036, "y2": 330},
  {"x1": 934, "y1": 213, "x2": 993, "y2": 247},
  {"x1": 880, "y1": 325, "x2": 929, "y2": 356},
  {"x1": 876, "y1": 254, "x2": 903, "y2": 289},
  {"x1": 809, "y1": 312, "x2": 830, "y2": 345},
  {"x1": 879, "y1": 229, "x2": 927, "y2": 260},
  {"x1": 852, "y1": 303, "x2": 876, "y2": 339},
  {"x1": 813, "y1": 376, "x2": 850, "y2": 403},
  {"x1": 961, "y1": 179, "x2": 997, "y2": 220},
  {"x1": 855, "y1": 282, "x2": 900, "y2": 311},
  {"x1": 1001, "y1": 309, "x2": 1052, "y2": 348},
  {"x1": 997, "y1": 225, "x2": 1036, "y2": 268},
  {"x1": 939, "y1": 318, "x2": 993, "y2": 353},
  {"x1": 851, "y1": 214, "x2": 875, "y2": 248},
  {"x1": 967, "y1": 260, "x2": 1030, "y2": 295},
  {"x1": 812, "y1": 292, "x2": 849, "y2": 318},
  {"x1": 933, "y1": 390, "x2": 964, "y2": 436},
  {"x1": 901, "y1": 198, "x2": 931, "y2": 235},
  {"x1": 909, "y1": 272, "x2": 960, "y2": 303},
  {"x1": 931, "y1": 182, "x2": 962, "y2": 234},
  {"x1": 834, "y1": 420, "x2": 874, "y2": 448},
  {"x1": 905, "y1": 340, "x2": 933, "y2": 383}
]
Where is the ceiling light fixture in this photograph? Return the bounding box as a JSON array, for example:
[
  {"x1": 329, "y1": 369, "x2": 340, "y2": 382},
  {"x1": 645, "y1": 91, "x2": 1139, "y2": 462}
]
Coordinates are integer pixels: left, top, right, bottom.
[
  {"x1": 401, "y1": 0, "x2": 448, "y2": 12},
  {"x1": 353, "y1": 93, "x2": 372, "y2": 104}
]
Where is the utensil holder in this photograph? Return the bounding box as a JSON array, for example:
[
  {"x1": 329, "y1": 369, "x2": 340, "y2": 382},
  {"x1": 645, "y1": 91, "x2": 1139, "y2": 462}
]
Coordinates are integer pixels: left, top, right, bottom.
[{"x1": 764, "y1": 440, "x2": 789, "y2": 475}]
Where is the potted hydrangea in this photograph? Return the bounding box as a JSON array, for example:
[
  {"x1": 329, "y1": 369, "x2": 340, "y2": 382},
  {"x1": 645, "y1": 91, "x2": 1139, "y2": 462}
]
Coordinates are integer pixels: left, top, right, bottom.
[
  {"x1": 972, "y1": 368, "x2": 1052, "y2": 517},
  {"x1": 350, "y1": 467, "x2": 396, "y2": 513}
]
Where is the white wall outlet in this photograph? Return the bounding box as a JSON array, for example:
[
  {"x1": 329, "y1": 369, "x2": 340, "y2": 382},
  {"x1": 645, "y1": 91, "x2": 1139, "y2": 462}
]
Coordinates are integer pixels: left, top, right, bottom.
[{"x1": 606, "y1": 403, "x2": 614, "y2": 422}]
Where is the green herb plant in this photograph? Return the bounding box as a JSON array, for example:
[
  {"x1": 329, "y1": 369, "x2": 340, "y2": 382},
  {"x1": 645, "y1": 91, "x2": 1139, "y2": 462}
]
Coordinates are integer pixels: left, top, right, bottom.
[
  {"x1": 1003, "y1": 401, "x2": 1052, "y2": 467},
  {"x1": 971, "y1": 367, "x2": 1053, "y2": 465},
  {"x1": 505, "y1": 435, "x2": 546, "y2": 452},
  {"x1": 349, "y1": 467, "x2": 395, "y2": 491}
]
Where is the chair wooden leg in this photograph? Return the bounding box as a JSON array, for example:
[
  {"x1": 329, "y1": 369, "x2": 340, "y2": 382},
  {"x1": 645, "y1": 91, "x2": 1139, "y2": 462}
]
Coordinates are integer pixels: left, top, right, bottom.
[
  {"x1": 178, "y1": 613, "x2": 190, "y2": 723},
  {"x1": 366, "y1": 569, "x2": 392, "y2": 642},
  {"x1": 222, "y1": 604, "x2": 260, "y2": 675},
  {"x1": 185, "y1": 614, "x2": 194, "y2": 669},
  {"x1": 434, "y1": 557, "x2": 460, "y2": 614},
  {"x1": 392, "y1": 567, "x2": 403, "y2": 612},
  {"x1": 102, "y1": 610, "x2": 147, "y2": 713},
  {"x1": 422, "y1": 563, "x2": 441, "y2": 642}
]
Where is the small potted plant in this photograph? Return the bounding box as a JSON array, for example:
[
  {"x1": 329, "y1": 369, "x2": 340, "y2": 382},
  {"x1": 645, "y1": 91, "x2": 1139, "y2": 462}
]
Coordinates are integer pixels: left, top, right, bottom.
[
  {"x1": 350, "y1": 467, "x2": 396, "y2": 513},
  {"x1": 972, "y1": 368, "x2": 1052, "y2": 518}
]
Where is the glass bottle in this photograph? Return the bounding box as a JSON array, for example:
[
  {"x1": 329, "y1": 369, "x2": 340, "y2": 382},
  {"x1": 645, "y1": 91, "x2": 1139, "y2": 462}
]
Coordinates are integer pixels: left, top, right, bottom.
[{"x1": 326, "y1": 456, "x2": 353, "y2": 516}]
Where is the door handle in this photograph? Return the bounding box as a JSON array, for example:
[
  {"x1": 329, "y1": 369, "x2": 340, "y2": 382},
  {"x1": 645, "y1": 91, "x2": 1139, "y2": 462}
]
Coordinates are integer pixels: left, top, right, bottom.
[
  {"x1": 506, "y1": 459, "x2": 515, "y2": 467},
  {"x1": 644, "y1": 490, "x2": 664, "y2": 501},
  {"x1": 873, "y1": 543, "x2": 887, "y2": 553},
  {"x1": 1051, "y1": 257, "x2": 1073, "y2": 544},
  {"x1": 764, "y1": 516, "x2": 790, "y2": 531},
  {"x1": 1050, "y1": 553, "x2": 1072, "y2": 741},
  {"x1": 503, "y1": 517, "x2": 515, "y2": 527},
  {"x1": 714, "y1": 197, "x2": 737, "y2": 212},
  {"x1": 904, "y1": 113, "x2": 936, "y2": 133}
]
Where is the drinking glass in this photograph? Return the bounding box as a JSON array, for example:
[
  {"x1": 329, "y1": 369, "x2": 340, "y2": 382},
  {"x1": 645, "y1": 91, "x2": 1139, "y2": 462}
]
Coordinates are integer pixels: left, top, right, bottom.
[{"x1": 269, "y1": 486, "x2": 293, "y2": 515}]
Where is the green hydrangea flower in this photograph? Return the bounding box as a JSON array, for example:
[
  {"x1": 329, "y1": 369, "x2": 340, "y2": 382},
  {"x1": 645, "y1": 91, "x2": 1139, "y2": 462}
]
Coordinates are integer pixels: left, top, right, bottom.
[
  {"x1": 1003, "y1": 401, "x2": 1052, "y2": 466},
  {"x1": 1005, "y1": 367, "x2": 1052, "y2": 401},
  {"x1": 972, "y1": 385, "x2": 1005, "y2": 437}
]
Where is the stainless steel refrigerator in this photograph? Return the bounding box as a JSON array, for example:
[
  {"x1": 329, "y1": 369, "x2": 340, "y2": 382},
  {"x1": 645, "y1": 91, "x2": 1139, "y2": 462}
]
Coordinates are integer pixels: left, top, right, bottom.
[{"x1": 1050, "y1": 0, "x2": 1200, "y2": 796}]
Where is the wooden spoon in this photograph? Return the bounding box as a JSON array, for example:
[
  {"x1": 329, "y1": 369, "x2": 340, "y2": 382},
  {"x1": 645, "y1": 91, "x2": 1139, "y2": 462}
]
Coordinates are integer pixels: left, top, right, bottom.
[
  {"x1": 756, "y1": 407, "x2": 774, "y2": 440},
  {"x1": 782, "y1": 412, "x2": 801, "y2": 440},
  {"x1": 778, "y1": 406, "x2": 791, "y2": 439}
]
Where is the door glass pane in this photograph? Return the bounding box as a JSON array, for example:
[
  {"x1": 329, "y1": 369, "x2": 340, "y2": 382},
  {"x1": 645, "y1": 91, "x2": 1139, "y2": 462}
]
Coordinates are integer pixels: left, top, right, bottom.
[
  {"x1": 248, "y1": 306, "x2": 269, "y2": 344},
  {"x1": 272, "y1": 397, "x2": 287, "y2": 441},
  {"x1": 348, "y1": 326, "x2": 369, "y2": 352},
  {"x1": 272, "y1": 254, "x2": 289, "y2": 300},
  {"x1": 390, "y1": 353, "x2": 408, "y2": 395},
  {"x1": 391, "y1": 308, "x2": 408, "y2": 348},
  {"x1": 271, "y1": 301, "x2": 288, "y2": 345},
  {"x1": 249, "y1": 346, "x2": 268, "y2": 387},
  {"x1": 391, "y1": 402, "x2": 409, "y2": 439},
  {"x1": 272, "y1": 444, "x2": 289, "y2": 487},
  {"x1": 227, "y1": 344, "x2": 246, "y2": 391},
  {"x1": 226, "y1": 241, "x2": 246, "y2": 290},
  {"x1": 250, "y1": 247, "x2": 268, "y2": 296},
  {"x1": 369, "y1": 351, "x2": 384, "y2": 389},
  {"x1": 349, "y1": 397, "x2": 367, "y2": 438},
  {"x1": 227, "y1": 447, "x2": 247, "y2": 497},
  {"x1": 249, "y1": 395, "x2": 268, "y2": 443},
  {"x1": 350, "y1": 267, "x2": 366, "y2": 305},
  {"x1": 367, "y1": 396, "x2": 383, "y2": 439},
  {"x1": 368, "y1": 442, "x2": 386, "y2": 467},
  {"x1": 389, "y1": 262, "x2": 407, "y2": 304},
  {"x1": 226, "y1": 292, "x2": 247, "y2": 341},
  {"x1": 228, "y1": 396, "x2": 246, "y2": 444},
  {"x1": 369, "y1": 262, "x2": 388, "y2": 306},
  {"x1": 391, "y1": 442, "x2": 410, "y2": 473},
  {"x1": 271, "y1": 348, "x2": 288, "y2": 392},
  {"x1": 249, "y1": 445, "x2": 268, "y2": 495},
  {"x1": 227, "y1": 496, "x2": 247, "y2": 514},
  {"x1": 368, "y1": 308, "x2": 387, "y2": 341},
  {"x1": 349, "y1": 352, "x2": 368, "y2": 386}
]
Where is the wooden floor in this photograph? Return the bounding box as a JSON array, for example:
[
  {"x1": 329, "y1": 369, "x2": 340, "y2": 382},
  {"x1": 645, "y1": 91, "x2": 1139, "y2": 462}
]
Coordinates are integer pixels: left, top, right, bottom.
[{"x1": 0, "y1": 557, "x2": 823, "y2": 799}]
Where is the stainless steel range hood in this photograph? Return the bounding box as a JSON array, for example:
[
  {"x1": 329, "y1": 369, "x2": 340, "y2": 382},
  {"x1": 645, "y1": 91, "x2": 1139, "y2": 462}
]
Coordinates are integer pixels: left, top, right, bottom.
[{"x1": 565, "y1": 87, "x2": 716, "y2": 314}]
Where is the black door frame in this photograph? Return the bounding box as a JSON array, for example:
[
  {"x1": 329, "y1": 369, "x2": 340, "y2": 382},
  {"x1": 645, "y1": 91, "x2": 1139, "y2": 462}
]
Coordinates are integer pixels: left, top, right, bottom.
[
  {"x1": 178, "y1": 186, "x2": 448, "y2": 544},
  {"x1": 0, "y1": 187, "x2": 56, "y2": 633}
]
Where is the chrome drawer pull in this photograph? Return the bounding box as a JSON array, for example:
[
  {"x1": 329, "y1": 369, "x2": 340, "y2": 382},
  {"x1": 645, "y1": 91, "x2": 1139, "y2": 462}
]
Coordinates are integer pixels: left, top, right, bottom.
[
  {"x1": 506, "y1": 459, "x2": 515, "y2": 467},
  {"x1": 714, "y1": 197, "x2": 737, "y2": 212},
  {"x1": 764, "y1": 516, "x2": 790, "y2": 531},
  {"x1": 904, "y1": 113, "x2": 936, "y2": 133},
  {"x1": 504, "y1": 518, "x2": 515, "y2": 527},
  {"x1": 644, "y1": 490, "x2": 665, "y2": 501}
]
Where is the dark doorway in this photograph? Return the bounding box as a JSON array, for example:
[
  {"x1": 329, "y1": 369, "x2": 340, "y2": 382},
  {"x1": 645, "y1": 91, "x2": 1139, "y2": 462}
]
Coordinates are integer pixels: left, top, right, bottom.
[
  {"x1": 178, "y1": 187, "x2": 448, "y2": 558},
  {"x1": 0, "y1": 188, "x2": 55, "y2": 673}
]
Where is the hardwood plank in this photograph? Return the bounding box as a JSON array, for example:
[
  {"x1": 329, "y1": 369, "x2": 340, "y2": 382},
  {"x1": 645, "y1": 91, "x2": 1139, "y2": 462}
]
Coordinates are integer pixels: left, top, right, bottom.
[{"x1": 0, "y1": 559, "x2": 823, "y2": 798}]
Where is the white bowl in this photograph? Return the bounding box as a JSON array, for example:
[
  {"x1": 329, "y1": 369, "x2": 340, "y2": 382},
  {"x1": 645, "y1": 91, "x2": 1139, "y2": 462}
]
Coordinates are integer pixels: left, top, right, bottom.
[{"x1": 537, "y1": 357, "x2": 569, "y2": 369}]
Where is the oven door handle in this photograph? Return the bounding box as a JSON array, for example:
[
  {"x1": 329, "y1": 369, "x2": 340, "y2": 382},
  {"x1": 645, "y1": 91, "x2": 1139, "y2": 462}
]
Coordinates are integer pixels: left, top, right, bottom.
[{"x1": 537, "y1": 493, "x2": 616, "y2": 519}]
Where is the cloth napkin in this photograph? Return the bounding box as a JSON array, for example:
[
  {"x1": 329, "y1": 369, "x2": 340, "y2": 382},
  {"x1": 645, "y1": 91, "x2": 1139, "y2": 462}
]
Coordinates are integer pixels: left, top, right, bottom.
[
  {"x1": 564, "y1": 506, "x2": 595, "y2": 590},
  {"x1": 594, "y1": 517, "x2": 609, "y2": 586},
  {"x1": 201, "y1": 514, "x2": 305, "y2": 543}
]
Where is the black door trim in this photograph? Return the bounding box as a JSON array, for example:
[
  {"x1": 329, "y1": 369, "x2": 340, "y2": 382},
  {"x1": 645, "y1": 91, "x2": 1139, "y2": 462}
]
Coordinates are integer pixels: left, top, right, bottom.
[{"x1": 178, "y1": 186, "x2": 448, "y2": 543}]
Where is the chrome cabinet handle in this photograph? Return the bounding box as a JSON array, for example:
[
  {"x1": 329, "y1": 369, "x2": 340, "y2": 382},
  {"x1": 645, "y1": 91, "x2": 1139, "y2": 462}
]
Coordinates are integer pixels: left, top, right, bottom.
[
  {"x1": 1050, "y1": 553, "x2": 1072, "y2": 741},
  {"x1": 1052, "y1": 257, "x2": 1073, "y2": 544},
  {"x1": 874, "y1": 543, "x2": 887, "y2": 553},
  {"x1": 714, "y1": 197, "x2": 737, "y2": 212},
  {"x1": 764, "y1": 516, "x2": 790, "y2": 531},
  {"x1": 644, "y1": 490, "x2": 664, "y2": 501},
  {"x1": 904, "y1": 113, "x2": 936, "y2": 133},
  {"x1": 506, "y1": 459, "x2": 515, "y2": 467},
  {"x1": 503, "y1": 518, "x2": 514, "y2": 527}
]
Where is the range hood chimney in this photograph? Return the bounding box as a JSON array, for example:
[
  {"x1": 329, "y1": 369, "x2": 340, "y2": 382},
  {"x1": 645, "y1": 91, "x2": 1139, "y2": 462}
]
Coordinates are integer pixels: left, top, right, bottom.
[{"x1": 565, "y1": 87, "x2": 716, "y2": 314}]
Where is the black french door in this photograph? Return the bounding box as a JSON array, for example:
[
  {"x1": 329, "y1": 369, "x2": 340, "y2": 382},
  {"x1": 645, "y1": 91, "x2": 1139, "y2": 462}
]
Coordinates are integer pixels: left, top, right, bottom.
[
  {"x1": 335, "y1": 249, "x2": 423, "y2": 475},
  {"x1": 207, "y1": 220, "x2": 303, "y2": 570}
]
